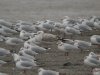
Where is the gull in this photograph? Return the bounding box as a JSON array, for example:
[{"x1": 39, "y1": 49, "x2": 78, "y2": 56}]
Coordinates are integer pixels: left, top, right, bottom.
[
  {"x1": 16, "y1": 20, "x2": 33, "y2": 26},
  {"x1": 74, "y1": 40, "x2": 91, "y2": 52},
  {"x1": 5, "y1": 37, "x2": 24, "y2": 45},
  {"x1": 44, "y1": 20, "x2": 55, "y2": 25},
  {"x1": 42, "y1": 33, "x2": 57, "y2": 41},
  {"x1": 0, "y1": 72, "x2": 8, "y2": 75},
  {"x1": 27, "y1": 31, "x2": 44, "y2": 45},
  {"x1": 19, "y1": 30, "x2": 37, "y2": 40},
  {"x1": 57, "y1": 41, "x2": 79, "y2": 56},
  {"x1": 13, "y1": 20, "x2": 33, "y2": 30},
  {"x1": 62, "y1": 16, "x2": 70, "y2": 23},
  {"x1": 90, "y1": 35, "x2": 100, "y2": 45},
  {"x1": 54, "y1": 22, "x2": 64, "y2": 28},
  {"x1": 12, "y1": 53, "x2": 37, "y2": 64},
  {"x1": 74, "y1": 24, "x2": 92, "y2": 33},
  {"x1": 17, "y1": 25, "x2": 38, "y2": 32},
  {"x1": 24, "y1": 41, "x2": 37, "y2": 49},
  {"x1": 20, "y1": 47, "x2": 38, "y2": 55},
  {"x1": 84, "y1": 56, "x2": 100, "y2": 68},
  {"x1": 33, "y1": 31, "x2": 56, "y2": 41},
  {"x1": 37, "y1": 21, "x2": 55, "y2": 32},
  {"x1": 24, "y1": 41, "x2": 51, "y2": 53},
  {"x1": 1, "y1": 26, "x2": 17, "y2": 33},
  {"x1": 65, "y1": 26, "x2": 81, "y2": 34},
  {"x1": 62, "y1": 16, "x2": 77, "y2": 27},
  {"x1": 0, "y1": 60, "x2": 7, "y2": 66},
  {"x1": 26, "y1": 45, "x2": 51, "y2": 54},
  {"x1": 0, "y1": 19, "x2": 12, "y2": 28},
  {"x1": 0, "y1": 26, "x2": 12, "y2": 36},
  {"x1": 89, "y1": 16, "x2": 97, "y2": 22},
  {"x1": 82, "y1": 19, "x2": 94, "y2": 28},
  {"x1": 38, "y1": 68, "x2": 59, "y2": 75},
  {"x1": 58, "y1": 38, "x2": 74, "y2": 44},
  {"x1": 89, "y1": 52, "x2": 99, "y2": 60},
  {"x1": 27, "y1": 38, "x2": 41, "y2": 46},
  {"x1": 15, "y1": 59, "x2": 37, "y2": 75},
  {"x1": 63, "y1": 39, "x2": 74, "y2": 44},
  {"x1": 94, "y1": 22, "x2": 100, "y2": 29},
  {"x1": 19, "y1": 48, "x2": 36, "y2": 60},
  {"x1": 93, "y1": 68, "x2": 100, "y2": 75},
  {"x1": 0, "y1": 35, "x2": 5, "y2": 42},
  {"x1": 54, "y1": 27, "x2": 72, "y2": 38},
  {"x1": 65, "y1": 26, "x2": 81, "y2": 38},
  {"x1": 0, "y1": 48, "x2": 10, "y2": 56},
  {"x1": 0, "y1": 25, "x2": 17, "y2": 36},
  {"x1": 35, "y1": 21, "x2": 44, "y2": 25}
]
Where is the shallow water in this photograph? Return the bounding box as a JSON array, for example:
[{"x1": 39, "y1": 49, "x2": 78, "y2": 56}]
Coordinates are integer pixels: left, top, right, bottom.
[{"x1": 0, "y1": 0, "x2": 100, "y2": 21}]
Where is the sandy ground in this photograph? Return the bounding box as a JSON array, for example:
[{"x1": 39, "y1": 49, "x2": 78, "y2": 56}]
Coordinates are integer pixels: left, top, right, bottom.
[
  {"x1": 0, "y1": 0, "x2": 100, "y2": 75},
  {"x1": 0, "y1": 30, "x2": 100, "y2": 75}
]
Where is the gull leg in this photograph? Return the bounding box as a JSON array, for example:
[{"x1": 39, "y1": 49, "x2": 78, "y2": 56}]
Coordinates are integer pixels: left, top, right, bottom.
[
  {"x1": 70, "y1": 35, "x2": 73, "y2": 39},
  {"x1": 23, "y1": 70, "x2": 27, "y2": 75},
  {"x1": 63, "y1": 33, "x2": 66, "y2": 38},
  {"x1": 65, "y1": 52, "x2": 69, "y2": 56},
  {"x1": 64, "y1": 52, "x2": 70, "y2": 59},
  {"x1": 97, "y1": 45, "x2": 100, "y2": 48},
  {"x1": 80, "y1": 48, "x2": 83, "y2": 53},
  {"x1": 50, "y1": 29, "x2": 52, "y2": 33}
]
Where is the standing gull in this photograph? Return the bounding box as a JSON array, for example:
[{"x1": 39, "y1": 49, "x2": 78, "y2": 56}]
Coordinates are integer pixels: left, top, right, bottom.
[{"x1": 57, "y1": 41, "x2": 79, "y2": 56}]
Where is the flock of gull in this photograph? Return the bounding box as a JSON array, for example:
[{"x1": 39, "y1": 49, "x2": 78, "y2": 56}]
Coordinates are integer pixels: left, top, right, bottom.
[{"x1": 0, "y1": 16, "x2": 100, "y2": 75}]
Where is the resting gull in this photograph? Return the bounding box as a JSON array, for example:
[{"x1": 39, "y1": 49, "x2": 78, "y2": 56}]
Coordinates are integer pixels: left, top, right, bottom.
[
  {"x1": 74, "y1": 40, "x2": 91, "y2": 52},
  {"x1": 89, "y1": 52, "x2": 99, "y2": 60},
  {"x1": 5, "y1": 37, "x2": 24, "y2": 45},
  {"x1": 19, "y1": 48, "x2": 36, "y2": 60},
  {"x1": 0, "y1": 60, "x2": 7, "y2": 66},
  {"x1": 84, "y1": 56, "x2": 100, "y2": 67},
  {"x1": 90, "y1": 35, "x2": 100, "y2": 45},
  {"x1": 93, "y1": 68, "x2": 100, "y2": 75},
  {"x1": 0, "y1": 48, "x2": 10, "y2": 56},
  {"x1": 0, "y1": 19, "x2": 12, "y2": 28},
  {"x1": 0, "y1": 72, "x2": 8, "y2": 75},
  {"x1": 38, "y1": 68, "x2": 59, "y2": 75},
  {"x1": 12, "y1": 53, "x2": 36, "y2": 65},
  {"x1": 19, "y1": 30, "x2": 37, "y2": 40}
]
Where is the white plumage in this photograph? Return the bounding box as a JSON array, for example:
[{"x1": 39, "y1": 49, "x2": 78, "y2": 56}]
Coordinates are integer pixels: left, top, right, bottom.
[
  {"x1": 38, "y1": 68, "x2": 59, "y2": 75},
  {"x1": 5, "y1": 37, "x2": 24, "y2": 45},
  {"x1": 0, "y1": 60, "x2": 7, "y2": 66},
  {"x1": 15, "y1": 59, "x2": 37, "y2": 70},
  {"x1": 0, "y1": 48, "x2": 10, "y2": 56},
  {"x1": 57, "y1": 41, "x2": 79, "y2": 56},
  {"x1": 93, "y1": 68, "x2": 100, "y2": 75},
  {"x1": 84, "y1": 56, "x2": 100, "y2": 67},
  {"x1": 19, "y1": 48, "x2": 36, "y2": 60},
  {"x1": 19, "y1": 30, "x2": 36, "y2": 40},
  {"x1": 65, "y1": 26, "x2": 81, "y2": 35},
  {"x1": 74, "y1": 40, "x2": 91, "y2": 52},
  {"x1": 90, "y1": 35, "x2": 100, "y2": 45},
  {"x1": 0, "y1": 19, "x2": 12, "y2": 28},
  {"x1": 0, "y1": 72, "x2": 8, "y2": 75}
]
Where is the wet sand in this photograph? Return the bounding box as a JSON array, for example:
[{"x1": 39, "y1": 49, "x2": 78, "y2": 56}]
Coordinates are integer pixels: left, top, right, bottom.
[{"x1": 0, "y1": 0, "x2": 100, "y2": 21}]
